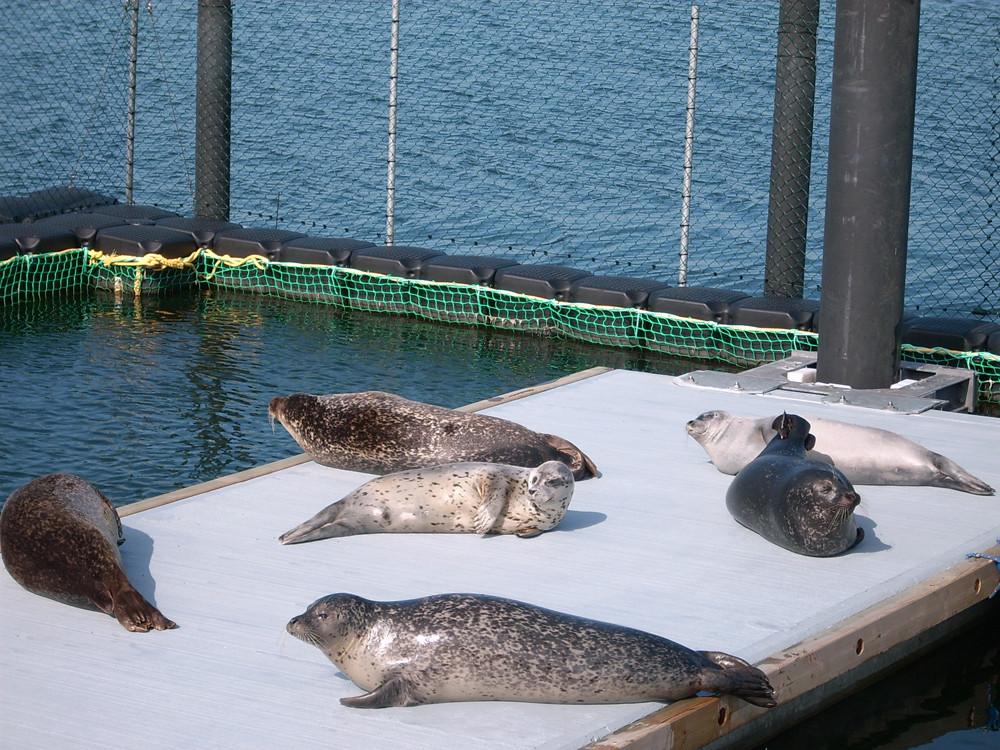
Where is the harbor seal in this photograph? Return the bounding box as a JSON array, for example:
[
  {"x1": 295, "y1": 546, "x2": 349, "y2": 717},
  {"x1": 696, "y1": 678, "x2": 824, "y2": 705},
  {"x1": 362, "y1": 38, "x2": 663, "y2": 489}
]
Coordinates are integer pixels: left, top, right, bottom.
[
  {"x1": 279, "y1": 460, "x2": 573, "y2": 544},
  {"x1": 286, "y1": 592, "x2": 777, "y2": 708},
  {"x1": 687, "y1": 410, "x2": 993, "y2": 495},
  {"x1": 0, "y1": 473, "x2": 175, "y2": 631},
  {"x1": 269, "y1": 390, "x2": 598, "y2": 480},
  {"x1": 725, "y1": 414, "x2": 864, "y2": 557}
]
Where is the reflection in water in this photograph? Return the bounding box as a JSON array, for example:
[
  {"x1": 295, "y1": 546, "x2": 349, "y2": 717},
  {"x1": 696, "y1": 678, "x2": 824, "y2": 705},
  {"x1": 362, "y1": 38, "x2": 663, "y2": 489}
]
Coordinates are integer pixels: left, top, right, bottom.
[
  {"x1": 753, "y1": 611, "x2": 1000, "y2": 750},
  {"x1": 0, "y1": 288, "x2": 704, "y2": 506}
]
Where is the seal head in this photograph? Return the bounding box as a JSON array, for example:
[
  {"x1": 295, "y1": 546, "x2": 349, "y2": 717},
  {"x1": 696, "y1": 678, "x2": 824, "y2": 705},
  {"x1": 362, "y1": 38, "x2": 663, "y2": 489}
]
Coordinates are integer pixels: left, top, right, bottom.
[
  {"x1": 287, "y1": 592, "x2": 777, "y2": 709},
  {"x1": 1, "y1": 473, "x2": 175, "y2": 632},
  {"x1": 279, "y1": 460, "x2": 574, "y2": 544},
  {"x1": 725, "y1": 414, "x2": 864, "y2": 557},
  {"x1": 269, "y1": 391, "x2": 598, "y2": 480}
]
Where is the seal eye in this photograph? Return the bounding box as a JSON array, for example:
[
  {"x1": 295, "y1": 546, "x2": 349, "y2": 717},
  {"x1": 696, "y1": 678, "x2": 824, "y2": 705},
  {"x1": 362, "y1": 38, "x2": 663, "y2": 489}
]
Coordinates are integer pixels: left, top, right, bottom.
[{"x1": 315, "y1": 611, "x2": 328, "y2": 621}]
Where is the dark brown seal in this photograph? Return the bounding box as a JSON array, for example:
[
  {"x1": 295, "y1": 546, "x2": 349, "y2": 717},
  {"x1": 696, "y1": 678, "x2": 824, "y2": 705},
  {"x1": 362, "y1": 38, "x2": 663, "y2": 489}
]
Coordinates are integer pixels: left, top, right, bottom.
[
  {"x1": 287, "y1": 592, "x2": 777, "y2": 708},
  {"x1": 725, "y1": 414, "x2": 864, "y2": 557},
  {"x1": 269, "y1": 390, "x2": 598, "y2": 480},
  {"x1": 0, "y1": 473, "x2": 175, "y2": 632}
]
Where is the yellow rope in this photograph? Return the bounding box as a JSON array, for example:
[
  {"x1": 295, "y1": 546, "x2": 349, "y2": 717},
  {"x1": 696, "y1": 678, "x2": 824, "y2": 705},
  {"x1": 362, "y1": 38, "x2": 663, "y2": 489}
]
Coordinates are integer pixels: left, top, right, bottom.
[
  {"x1": 197, "y1": 249, "x2": 272, "y2": 281},
  {"x1": 87, "y1": 248, "x2": 203, "y2": 270}
]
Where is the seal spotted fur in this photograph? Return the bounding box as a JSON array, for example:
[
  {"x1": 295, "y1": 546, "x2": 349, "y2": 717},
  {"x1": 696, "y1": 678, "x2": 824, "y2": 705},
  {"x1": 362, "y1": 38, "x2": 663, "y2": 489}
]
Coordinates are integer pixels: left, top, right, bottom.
[
  {"x1": 725, "y1": 414, "x2": 864, "y2": 557},
  {"x1": 687, "y1": 409, "x2": 993, "y2": 495},
  {"x1": 280, "y1": 460, "x2": 573, "y2": 544},
  {"x1": 269, "y1": 390, "x2": 598, "y2": 479},
  {"x1": 0, "y1": 473, "x2": 175, "y2": 631},
  {"x1": 286, "y1": 592, "x2": 777, "y2": 708}
]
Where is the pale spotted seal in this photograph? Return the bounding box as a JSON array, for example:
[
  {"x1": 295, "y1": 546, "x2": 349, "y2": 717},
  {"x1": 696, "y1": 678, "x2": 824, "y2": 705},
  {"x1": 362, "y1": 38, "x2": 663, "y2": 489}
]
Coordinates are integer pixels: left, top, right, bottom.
[
  {"x1": 0, "y1": 473, "x2": 175, "y2": 631},
  {"x1": 687, "y1": 409, "x2": 993, "y2": 495},
  {"x1": 280, "y1": 460, "x2": 573, "y2": 544},
  {"x1": 286, "y1": 592, "x2": 777, "y2": 708},
  {"x1": 269, "y1": 390, "x2": 598, "y2": 479},
  {"x1": 725, "y1": 414, "x2": 864, "y2": 556}
]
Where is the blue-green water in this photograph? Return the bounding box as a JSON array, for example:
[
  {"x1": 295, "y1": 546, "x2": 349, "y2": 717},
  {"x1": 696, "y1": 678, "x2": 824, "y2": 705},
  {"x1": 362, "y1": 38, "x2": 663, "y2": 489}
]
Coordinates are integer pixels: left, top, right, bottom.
[
  {"x1": 0, "y1": 288, "x2": 688, "y2": 506},
  {"x1": 0, "y1": 289, "x2": 996, "y2": 748}
]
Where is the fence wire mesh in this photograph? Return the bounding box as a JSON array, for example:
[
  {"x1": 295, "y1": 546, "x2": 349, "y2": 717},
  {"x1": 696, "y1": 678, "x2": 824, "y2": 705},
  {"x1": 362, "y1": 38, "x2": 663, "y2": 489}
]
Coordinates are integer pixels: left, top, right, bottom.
[{"x1": 1, "y1": 1, "x2": 997, "y2": 319}]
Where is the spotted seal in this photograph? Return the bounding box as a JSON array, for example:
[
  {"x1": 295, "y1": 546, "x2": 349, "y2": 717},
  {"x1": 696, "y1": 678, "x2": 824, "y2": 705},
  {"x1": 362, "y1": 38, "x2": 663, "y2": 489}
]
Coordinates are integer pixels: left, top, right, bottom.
[
  {"x1": 725, "y1": 414, "x2": 864, "y2": 556},
  {"x1": 280, "y1": 460, "x2": 573, "y2": 544},
  {"x1": 269, "y1": 390, "x2": 598, "y2": 480},
  {"x1": 687, "y1": 409, "x2": 993, "y2": 495},
  {"x1": 0, "y1": 473, "x2": 175, "y2": 631},
  {"x1": 286, "y1": 592, "x2": 777, "y2": 708}
]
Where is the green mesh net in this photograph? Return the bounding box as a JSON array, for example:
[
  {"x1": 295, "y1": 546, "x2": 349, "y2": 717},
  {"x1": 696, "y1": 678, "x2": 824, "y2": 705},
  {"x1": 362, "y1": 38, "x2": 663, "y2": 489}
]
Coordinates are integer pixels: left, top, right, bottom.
[{"x1": 4, "y1": 248, "x2": 998, "y2": 408}]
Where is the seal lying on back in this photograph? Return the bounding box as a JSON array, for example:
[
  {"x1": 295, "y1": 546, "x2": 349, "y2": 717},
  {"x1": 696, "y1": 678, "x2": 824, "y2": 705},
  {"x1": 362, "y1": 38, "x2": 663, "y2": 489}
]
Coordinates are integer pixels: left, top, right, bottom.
[
  {"x1": 287, "y1": 592, "x2": 777, "y2": 708},
  {"x1": 725, "y1": 414, "x2": 864, "y2": 557},
  {"x1": 269, "y1": 390, "x2": 598, "y2": 480},
  {"x1": 0, "y1": 473, "x2": 175, "y2": 632},
  {"x1": 687, "y1": 410, "x2": 993, "y2": 495},
  {"x1": 280, "y1": 460, "x2": 573, "y2": 544}
]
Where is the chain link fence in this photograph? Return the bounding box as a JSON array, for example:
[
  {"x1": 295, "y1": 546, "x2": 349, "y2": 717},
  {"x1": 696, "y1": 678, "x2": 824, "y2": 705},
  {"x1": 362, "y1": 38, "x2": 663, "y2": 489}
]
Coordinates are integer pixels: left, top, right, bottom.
[{"x1": 1, "y1": 1, "x2": 997, "y2": 319}]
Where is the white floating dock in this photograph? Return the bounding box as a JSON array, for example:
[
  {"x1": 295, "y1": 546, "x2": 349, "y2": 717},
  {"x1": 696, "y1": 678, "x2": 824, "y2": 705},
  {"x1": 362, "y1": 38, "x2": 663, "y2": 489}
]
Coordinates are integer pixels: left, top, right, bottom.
[{"x1": 2, "y1": 368, "x2": 999, "y2": 749}]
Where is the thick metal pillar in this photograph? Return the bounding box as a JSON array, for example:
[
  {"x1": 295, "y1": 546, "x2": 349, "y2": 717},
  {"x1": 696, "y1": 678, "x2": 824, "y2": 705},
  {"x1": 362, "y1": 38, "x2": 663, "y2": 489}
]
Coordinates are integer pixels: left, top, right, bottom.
[
  {"x1": 764, "y1": 0, "x2": 820, "y2": 298},
  {"x1": 816, "y1": 0, "x2": 920, "y2": 388},
  {"x1": 195, "y1": 0, "x2": 232, "y2": 220}
]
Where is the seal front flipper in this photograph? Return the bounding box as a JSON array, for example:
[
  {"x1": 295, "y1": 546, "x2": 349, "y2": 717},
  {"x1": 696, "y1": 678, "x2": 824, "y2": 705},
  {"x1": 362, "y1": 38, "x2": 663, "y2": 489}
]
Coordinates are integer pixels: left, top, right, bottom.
[
  {"x1": 340, "y1": 675, "x2": 423, "y2": 708},
  {"x1": 472, "y1": 477, "x2": 504, "y2": 535}
]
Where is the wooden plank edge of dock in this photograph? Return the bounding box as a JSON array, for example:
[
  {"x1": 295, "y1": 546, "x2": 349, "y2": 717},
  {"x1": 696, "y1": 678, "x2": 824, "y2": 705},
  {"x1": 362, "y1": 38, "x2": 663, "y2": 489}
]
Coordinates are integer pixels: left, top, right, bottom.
[
  {"x1": 117, "y1": 366, "x2": 614, "y2": 518},
  {"x1": 586, "y1": 542, "x2": 1000, "y2": 750}
]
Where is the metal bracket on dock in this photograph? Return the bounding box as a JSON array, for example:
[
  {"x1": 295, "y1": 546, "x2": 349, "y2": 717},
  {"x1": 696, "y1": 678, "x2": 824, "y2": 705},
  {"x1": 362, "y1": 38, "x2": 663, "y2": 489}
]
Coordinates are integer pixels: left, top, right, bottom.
[{"x1": 677, "y1": 351, "x2": 978, "y2": 414}]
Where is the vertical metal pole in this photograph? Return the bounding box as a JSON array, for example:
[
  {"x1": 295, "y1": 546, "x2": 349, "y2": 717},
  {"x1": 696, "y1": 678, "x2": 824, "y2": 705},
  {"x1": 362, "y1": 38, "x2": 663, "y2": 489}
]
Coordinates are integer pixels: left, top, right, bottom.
[
  {"x1": 817, "y1": 0, "x2": 920, "y2": 389},
  {"x1": 764, "y1": 0, "x2": 819, "y2": 298},
  {"x1": 125, "y1": 0, "x2": 139, "y2": 205},
  {"x1": 678, "y1": 5, "x2": 699, "y2": 286},
  {"x1": 386, "y1": 0, "x2": 400, "y2": 246},
  {"x1": 195, "y1": 0, "x2": 233, "y2": 220}
]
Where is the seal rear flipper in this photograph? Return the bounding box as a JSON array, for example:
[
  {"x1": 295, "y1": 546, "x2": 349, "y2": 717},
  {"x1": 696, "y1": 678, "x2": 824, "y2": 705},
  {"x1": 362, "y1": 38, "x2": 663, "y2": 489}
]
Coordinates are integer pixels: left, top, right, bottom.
[
  {"x1": 340, "y1": 675, "x2": 423, "y2": 708},
  {"x1": 543, "y1": 434, "x2": 599, "y2": 480},
  {"x1": 109, "y1": 585, "x2": 176, "y2": 632},
  {"x1": 698, "y1": 651, "x2": 777, "y2": 708},
  {"x1": 279, "y1": 505, "x2": 353, "y2": 544},
  {"x1": 930, "y1": 455, "x2": 995, "y2": 495}
]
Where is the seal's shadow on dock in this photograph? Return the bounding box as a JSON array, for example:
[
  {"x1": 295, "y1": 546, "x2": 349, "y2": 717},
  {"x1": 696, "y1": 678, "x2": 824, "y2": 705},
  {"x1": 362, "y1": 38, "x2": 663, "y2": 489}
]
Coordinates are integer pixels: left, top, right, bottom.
[
  {"x1": 119, "y1": 526, "x2": 169, "y2": 607},
  {"x1": 854, "y1": 515, "x2": 889, "y2": 553},
  {"x1": 554, "y1": 510, "x2": 607, "y2": 532}
]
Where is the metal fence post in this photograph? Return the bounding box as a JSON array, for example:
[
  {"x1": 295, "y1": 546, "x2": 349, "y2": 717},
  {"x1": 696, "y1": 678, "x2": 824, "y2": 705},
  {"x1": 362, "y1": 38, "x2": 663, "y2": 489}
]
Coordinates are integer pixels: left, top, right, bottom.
[
  {"x1": 386, "y1": 0, "x2": 400, "y2": 246},
  {"x1": 125, "y1": 0, "x2": 139, "y2": 205},
  {"x1": 764, "y1": 0, "x2": 819, "y2": 298},
  {"x1": 678, "y1": 5, "x2": 699, "y2": 287},
  {"x1": 817, "y1": 0, "x2": 920, "y2": 388},
  {"x1": 195, "y1": 0, "x2": 232, "y2": 220}
]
